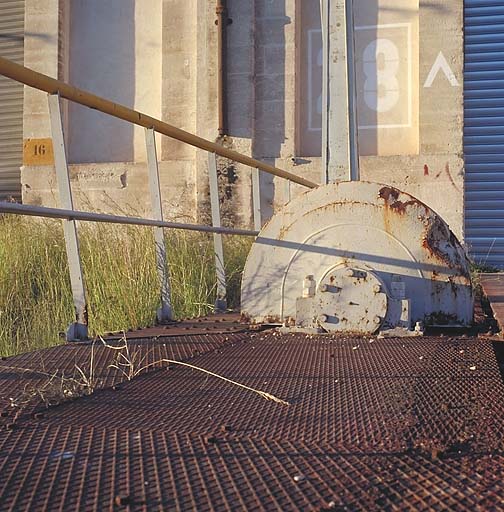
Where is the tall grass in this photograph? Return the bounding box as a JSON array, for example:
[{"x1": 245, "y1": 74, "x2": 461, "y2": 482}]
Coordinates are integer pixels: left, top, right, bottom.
[{"x1": 0, "y1": 215, "x2": 252, "y2": 356}]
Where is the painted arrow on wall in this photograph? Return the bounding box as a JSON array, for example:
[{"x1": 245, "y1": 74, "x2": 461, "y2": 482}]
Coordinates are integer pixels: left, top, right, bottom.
[{"x1": 424, "y1": 51, "x2": 460, "y2": 88}]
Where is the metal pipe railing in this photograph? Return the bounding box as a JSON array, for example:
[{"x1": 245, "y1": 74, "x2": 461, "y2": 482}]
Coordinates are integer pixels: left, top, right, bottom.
[
  {"x1": 0, "y1": 202, "x2": 259, "y2": 237},
  {"x1": 0, "y1": 56, "x2": 316, "y2": 341},
  {"x1": 0, "y1": 57, "x2": 317, "y2": 189}
]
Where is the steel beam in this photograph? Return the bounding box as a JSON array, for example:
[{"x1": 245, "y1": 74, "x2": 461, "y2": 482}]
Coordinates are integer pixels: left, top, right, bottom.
[
  {"x1": 47, "y1": 94, "x2": 88, "y2": 342},
  {"x1": 145, "y1": 128, "x2": 173, "y2": 323},
  {"x1": 321, "y1": 0, "x2": 360, "y2": 183},
  {"x1": 208, "y1": 152, "x2": 227, "y2": 312},
  {"x1": 284, "y1": 179, "x2": 291, "y2": 205},
  {"x1": 320, "y1": 0, "x2": 329, "y2": 184},
  {"x1": 345, "y1": 0, "x2": 360, "y2": 182}
]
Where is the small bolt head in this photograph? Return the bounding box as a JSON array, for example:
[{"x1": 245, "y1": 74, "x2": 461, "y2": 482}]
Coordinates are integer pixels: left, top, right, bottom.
[
  {"x1": 344, "y1": 268, "x2": 354, "y2": 277},
  {"x1": 373, "y1": 284, "x2": 381, "y2": 293},
  {"x1": 320, "y1": 284, "x2": 328, "y2": 292},
  {"x1": 319, "y1": 314, "x2": 328, "y2": 323},
  {"x1": 114, "y1": 495, "x2": 131, "y2": 507},
  {"x1": 373, "y1": 316, "x2": 382, "y2": 324}
]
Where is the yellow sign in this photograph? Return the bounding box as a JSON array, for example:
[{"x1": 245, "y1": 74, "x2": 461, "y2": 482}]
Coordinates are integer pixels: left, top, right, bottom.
[{"x1": 23, "y1": 138, "x2": 54, "y2": 166}]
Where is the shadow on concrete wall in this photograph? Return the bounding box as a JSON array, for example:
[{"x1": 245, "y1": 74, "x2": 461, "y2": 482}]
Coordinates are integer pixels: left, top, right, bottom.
[
  {"x1": 251, "y1": 4, "x2": 288, "y2": 161},
  {"x1": 224, "y1": 0, "x2": 289, "y2": 225},
  {"x1": 68, "y1": 0, "x2": 135, "y2": 164},
  {"x1": 355, "y1": 0, "x2": 378, "y2": 157},
  {"x1": 251, "y1": 1, "x2": 289, "y2": 222}
]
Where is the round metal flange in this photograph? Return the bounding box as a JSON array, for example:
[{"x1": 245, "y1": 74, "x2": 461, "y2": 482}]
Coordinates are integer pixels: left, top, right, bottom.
[{"x1": 316, "y1": 265, "x2": 388, "y2": 333}]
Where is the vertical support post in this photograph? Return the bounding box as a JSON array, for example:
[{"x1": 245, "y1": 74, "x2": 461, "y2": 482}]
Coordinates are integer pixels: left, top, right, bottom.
[
  {"x1": 320, "y1": 0, "x2": 329, "y2": 185},
  {"x1": 251, "y1": 168, "x2": 262, "y2": 231},
  {"x1": 207, "y1": 152, "x2": 227, "y2": 312},
  {"x1": 145, "y1": 128, "x2": 173, "y2": 323},
  {"x1": 47, "y1": 94, "x2": 88, "y2": 341},
  {"x1": 321, "y1": 0, "x2": 360, "y2": 183},
  {"x1": 345, "y1": 0, "x2": 360, "y2": 181}
]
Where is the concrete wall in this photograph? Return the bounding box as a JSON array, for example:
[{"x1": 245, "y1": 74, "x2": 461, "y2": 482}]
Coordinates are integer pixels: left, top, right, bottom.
[
  {"x1": 359, "y1": 0, "x2": 464, "y2": 240},
  {"x1": 67, "y1": 0, "x2": 163, "y2": 164},
  {"x1": 266, "y1": 0, "x2": 464, "y2": 240},
  {"x1": 20, "y1": 0, "x2": 465, "y2": 239},
  {"x1": 21, "y1": 0, "x2": 194, "y2": 221}
]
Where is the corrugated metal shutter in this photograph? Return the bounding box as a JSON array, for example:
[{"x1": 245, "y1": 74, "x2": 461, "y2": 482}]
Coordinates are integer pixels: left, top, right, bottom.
[
  {"x1": 465, "y1": 0, "x2": 504, "y2": 267},
  {"x1": 0, "y1": 0, "x2": 24, "y2": 201}
]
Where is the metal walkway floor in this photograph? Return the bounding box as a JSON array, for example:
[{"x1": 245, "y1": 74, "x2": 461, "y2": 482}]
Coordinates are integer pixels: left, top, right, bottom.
[
  {"x1": 0, "y1": 317, "x2": 503, "y2": 510},
  {"x1": 480, "y1": 273, "x2": 504, "y2": 335}
]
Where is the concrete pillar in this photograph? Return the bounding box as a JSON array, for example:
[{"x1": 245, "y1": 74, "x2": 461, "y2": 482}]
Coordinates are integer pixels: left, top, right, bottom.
[
  {"x1": 21, "y1": 0, "x2": 66, "y2": 205},
  {"x1": 358, "y1": 0, "x2": 464, "y2": 239},
  {"x1": 23, "y1": 0, "x2": 62, "y2": 140},
  {"x1": 161, "y1": 0, "x2": 197, "y2": 162},
  {"x1": 219, "y1": 0, "x2": 255, "y2": 228}
]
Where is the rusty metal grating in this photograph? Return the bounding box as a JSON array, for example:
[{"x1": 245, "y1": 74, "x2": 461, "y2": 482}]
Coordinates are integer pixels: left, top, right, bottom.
[
  {"x1": 19, "y1": 333, "x2": 504, "y2": 453},
  {"x1": 105, "y1": 314, "x2": 249, "y2": 340},
  {"x1": 480, "y1": 273, "x2": 504, "y2": 334},
  {"x1": 0, "y1": 331, "x2": 246, "y2": 419},
  {"x1": 1, "y1": 331, "x2": 504, "y2": 510},
  {"x1": 0, "y1": 425, "x2": 503, "y2": 511}
]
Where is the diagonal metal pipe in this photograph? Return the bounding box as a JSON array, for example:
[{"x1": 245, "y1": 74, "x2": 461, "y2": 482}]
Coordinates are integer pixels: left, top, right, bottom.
[
  {"x1": 0, "y1": 57, "x2": 317, "y2": 189},
  {"x1": 0, "y1": 202, "x2": 260, "y2": 237}
]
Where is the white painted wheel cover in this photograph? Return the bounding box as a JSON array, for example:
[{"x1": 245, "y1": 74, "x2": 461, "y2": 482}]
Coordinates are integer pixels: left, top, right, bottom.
[{"x1": 241, "y1": 181, "x2": 473, "y2": 328}]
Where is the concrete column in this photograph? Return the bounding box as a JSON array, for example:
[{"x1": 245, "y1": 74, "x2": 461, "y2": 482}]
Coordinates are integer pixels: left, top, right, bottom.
[
  {"x1": 194, "y1": 0, "x2": 255, "y2": 228},
  {"x1": 161, "y1": 0, "x2": 197, "y2": 162},
  {"x1": 254, "y1": 0, "x2": 303, "y2": 220},
  {"x1": 133, "y1": 1, "x2": 162, "y2": 163},
  {"x1": 193, "y1": 0, "x2": 218, "y2": 223},
  {"x1": 21, "y1": 0, "x2": 66, "y2": 205},
  {"x1": 358, "y1": 0, "x2": 464, "y2": 239},
  {"x1": 225, "y1": 0, "x2": 255, "y2": 228},
  {"x1": 23, "y1": 0, "x2": 61, "y2": 140}
]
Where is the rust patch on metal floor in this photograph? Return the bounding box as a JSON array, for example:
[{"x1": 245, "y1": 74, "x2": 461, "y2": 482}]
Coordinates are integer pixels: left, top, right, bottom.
[
  {"x1": 479, "y1": 273, "x2": 504, "y2": 335},
  {"x1": 1, "y1": 329, "x2": 504, "y2": 510}
]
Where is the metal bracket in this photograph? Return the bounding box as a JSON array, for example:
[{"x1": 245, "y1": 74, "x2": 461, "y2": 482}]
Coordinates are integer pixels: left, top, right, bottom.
[
  {"x1": 208, "y1": 152, "x2": 227, "y2": 312},
  {"x1": 251, "y1": 168, "x2": 262, "y2": 231},
  {"x1": 145, "y1": 128, "x2": 173, "y2": 323},
  {"x1": 48, "y1": 93, "x2": 88, "y2": 342}
]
